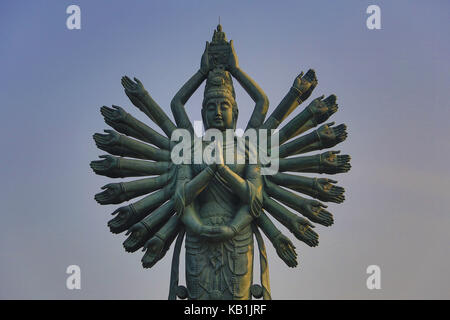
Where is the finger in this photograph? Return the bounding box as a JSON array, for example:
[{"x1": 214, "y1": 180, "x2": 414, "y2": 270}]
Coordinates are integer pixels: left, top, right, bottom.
[
  {"x1": 306, "y1": 220, "x2": 315, "y2": 228},
  {"x1": 134, "y1": 77, "x2": 142, "y2": 85},
  {"x1": 123, "y1": 76, "x2": 133, "y2": 87},
  {"x1": 298, "y1": 71, "x2": 304, "y2": 78},
  {"x1": 287, "y1": 250, "x2": 297, "y2": 261},
  {"x1": 101, "y1": 109, "x2": 114, "y2": 117}
]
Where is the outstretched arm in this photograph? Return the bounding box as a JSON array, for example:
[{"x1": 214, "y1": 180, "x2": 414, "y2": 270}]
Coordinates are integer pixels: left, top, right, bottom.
[
  {"x1": 227, "y1": 40, "x2": 269, "y2": 130},
  {"x1": 256, "y1": 212, "x2": 298, "y2": 268},
  {"x1": 171, "y1": 42, "x2": 211, "y2": 133},
  {"x1": 121, "y1": 76, "x2": 177, "y2": 137},
  {"x1": 262, "y1": 70, "x2": 318, "y2": 131}
]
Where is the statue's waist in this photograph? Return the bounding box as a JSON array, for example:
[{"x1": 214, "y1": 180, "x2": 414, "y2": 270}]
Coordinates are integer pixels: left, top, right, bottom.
[{"x1": 198, "y1": 201, "x2": 237, "y2": 221}]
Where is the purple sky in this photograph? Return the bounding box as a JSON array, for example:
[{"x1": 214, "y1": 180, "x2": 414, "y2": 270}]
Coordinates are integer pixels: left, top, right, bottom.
[{"x1": 0, "y1": 0, "x2": 449, "y2": 299}]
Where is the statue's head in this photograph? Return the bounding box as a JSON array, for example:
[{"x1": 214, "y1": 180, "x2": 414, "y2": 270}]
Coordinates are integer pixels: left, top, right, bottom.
[{"x1": 202, "y1": 68, "x2": 238, "y2": 131}]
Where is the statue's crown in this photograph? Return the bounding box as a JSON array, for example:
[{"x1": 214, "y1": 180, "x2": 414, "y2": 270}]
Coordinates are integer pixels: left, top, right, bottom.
[
  {"x1": 203, "y1": 24, "x2": 235, "y2": 107},
  {"x1": 203, "y1": 68, "x2": 235, "y2": 106}
]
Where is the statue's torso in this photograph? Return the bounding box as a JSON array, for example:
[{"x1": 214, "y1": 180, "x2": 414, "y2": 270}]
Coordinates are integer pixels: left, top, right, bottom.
[{"x1": 186, "y1": 139, "x2": 253, "y2": 300}]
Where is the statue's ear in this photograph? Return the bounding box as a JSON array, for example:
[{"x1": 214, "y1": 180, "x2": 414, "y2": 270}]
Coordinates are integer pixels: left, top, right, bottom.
[
  {"x1": 233, "y1": 106, "x2": 239, "y2": 129},
  {"x1": 201, "y1": 108, "x2": 208, "y2": 129}
]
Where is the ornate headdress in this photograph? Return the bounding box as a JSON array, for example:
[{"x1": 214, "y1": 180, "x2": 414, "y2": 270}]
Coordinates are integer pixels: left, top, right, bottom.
[
  {"x1": 203, "y1": 24, "x2": 236, "y2": 108},
  {"x1": 203, "y1": 68, "x2": 236, "y2": 107}
]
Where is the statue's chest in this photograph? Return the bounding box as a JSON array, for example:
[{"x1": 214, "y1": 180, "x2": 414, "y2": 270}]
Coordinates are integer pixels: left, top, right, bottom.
[{"x1": 192, "y1": 140, "x2": 247, "y2": 176}]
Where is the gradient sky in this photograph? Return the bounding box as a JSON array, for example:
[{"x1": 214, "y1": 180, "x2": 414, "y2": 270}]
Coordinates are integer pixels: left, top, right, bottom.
[{"x1": 0, "y1": 0, "x2": 449, "y2": 299}]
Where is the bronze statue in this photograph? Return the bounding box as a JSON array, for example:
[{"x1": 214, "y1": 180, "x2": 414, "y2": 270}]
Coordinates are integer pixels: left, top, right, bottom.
[{"x1": 90, "y1": 25, "x2": 351, "y2": 300}]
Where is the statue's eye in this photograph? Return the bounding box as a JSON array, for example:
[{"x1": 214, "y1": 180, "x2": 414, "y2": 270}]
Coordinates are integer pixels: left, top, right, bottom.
[{"x1": 221, "y1": 102, "x2": 230, "y2": 109}]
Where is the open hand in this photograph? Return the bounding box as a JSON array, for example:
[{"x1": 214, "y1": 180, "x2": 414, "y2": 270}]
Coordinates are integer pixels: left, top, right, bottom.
[
  {"x1": 95, "y1": 183, "x2": 125, "y2": 205},
  {"x1": 121, "y1": 76, "x2": 148, "y2": 110},
  {"x1": 101, "y1": 105, "x2": 128, "y2": 124},
  {"x1": 316, "y1": 122, "x2": 347, "y2": 148},
  {"x1": 141, "y1": 236, "x2": 165, "y2": 269},
  {"x1": 273, "y1": 233, "x2": 297, "y2": 268},
  {"x1": 123, "y1": 222, "x2": 149, "y2": 252},
  {"x1": 307, "y1": 95, "x2": 338, "y2": 124},
  {"x1": 293, "y1": 69, "x2": 317, "y2": 101},
  {"x1": 200, "y1": 41, "x2": 211, "y2": 75},
  {"x1": 288, "y1": 216, "x2": 319, "y2": 247},
  {"x1": 314, "y1": 178, "x2": 345, "y2": 203},
  {"x1": 319, "y1": 151, "x2": 351, "y2": 174},
  {"x1": 227, "y1": 40, "x2": 239, "y2": 72},
  {"x1": 302, "y1": 199, "x2": 333, "y2": 226},
  {"x1": 107, "y1": 205, "x2": 134, "y2": 234}
]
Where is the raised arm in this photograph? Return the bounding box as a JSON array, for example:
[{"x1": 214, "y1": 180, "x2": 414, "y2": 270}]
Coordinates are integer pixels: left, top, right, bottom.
[
  {"x1": 170, "y1": 42, "x2": 211, "y2": 133},
  {"x1": 261, "y1": 70, "x2": 318, "y2": 131},
  {"x1": 121, "y1": 76, "x2": 177, "y2": 137},
  {"x1": 227, "y1": 40, "x2": 269, "y2": 130}
]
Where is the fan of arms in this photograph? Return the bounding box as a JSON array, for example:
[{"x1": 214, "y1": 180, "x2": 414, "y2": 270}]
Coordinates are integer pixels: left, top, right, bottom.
[{"x1": 90, "y1": 67, "x2": 351, "y2": 270}]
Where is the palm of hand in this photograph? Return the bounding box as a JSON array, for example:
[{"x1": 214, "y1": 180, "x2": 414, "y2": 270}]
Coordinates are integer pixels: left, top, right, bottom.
[
  {"x1": 108, "y1": 206, "x2": 132, "y2": 233},
  {"x1": 142, "y1": 237, "x2": 164, "y2": 268},
  {"x1": 227, "y1": 40, "x2": 239, "y2": 71},
  {"x1": 110, "y1": 105, "x2": 127, "y2": 122},
  {"x1": 305, "y1": 200, "x2": 333, "y2": 226},
  {"x1": 274, "y1": 234, "x2": 297, "y2": 268},
  {"x1": 95, "y1": 183, "x2": 122, "y2": 204},
  {"x1": 123, "y1": 223, "x2": 148, "y2": 252},
  {"x1": 318, "y1": 123, "x2": 336, "y2": 143}
]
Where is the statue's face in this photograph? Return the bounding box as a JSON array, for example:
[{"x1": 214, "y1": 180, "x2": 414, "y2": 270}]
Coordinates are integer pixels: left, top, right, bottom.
[{"x1": 204, "y1": 97, "x2": 235, "y2": 131}]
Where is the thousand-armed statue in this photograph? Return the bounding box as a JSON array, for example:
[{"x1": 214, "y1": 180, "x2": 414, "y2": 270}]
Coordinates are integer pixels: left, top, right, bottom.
[{"x1": 90, "y1": 25, "x2": 351, "y2": 300}]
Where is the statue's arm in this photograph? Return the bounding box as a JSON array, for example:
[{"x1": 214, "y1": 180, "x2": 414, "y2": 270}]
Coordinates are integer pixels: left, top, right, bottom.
[
  {"x1": 101, "y1": 105, "x2": 170, "y2": 150},
  {"x1": 262, "y1": 70, "x2": 317, "y2": 131},
  {"x1": 180, "y1": 205, "x2": 204, "y2": 235},
  {"x1": 227, "y1": 40, "x2": 269, "y2": 130},
  {"x1": 278, "y1": 151, "x2": 351, "y2": 174},
  {"x1": 174, "y1": 164, "x2": 216, "y2": 235},
  {"x1": 217, "y1": 164, "x2": 263, "y2": 215},
  {"x1": 93, "y1": 130, "x2": 170, "y2": 161},
  {"x1": 121, "y1": 76, "x2": 177, "y2": 137},
  {"x1": 182, "y1": 165, "x2": 216, "y2": 205},
  {"x1": 256, "y1": 211, "x2": 298, "y2": 268},
  {"x1": 279, "y1": 122, "x2": 347, "y2": 158},
  {"x1": 230, "y1": 66, "x2": 269, "y2": 130},
  {"x1": 171, "y1": 70, "x2": 207, "y2": 133},
  {"x1": 171, "y1": 41, "x2": 211, "y2": 132},
  {"x1": 256, "y1": 211, "x2": 284, "y2": 243},
  {"x1": 277, "y1": 95, "x2": 338, "y2": 144}
]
